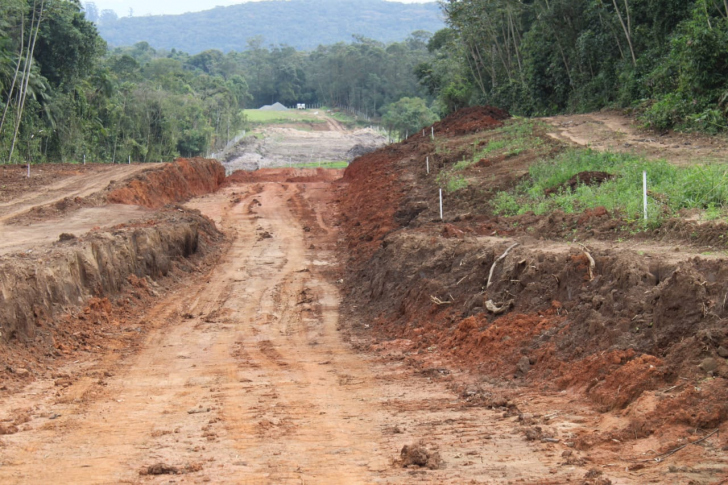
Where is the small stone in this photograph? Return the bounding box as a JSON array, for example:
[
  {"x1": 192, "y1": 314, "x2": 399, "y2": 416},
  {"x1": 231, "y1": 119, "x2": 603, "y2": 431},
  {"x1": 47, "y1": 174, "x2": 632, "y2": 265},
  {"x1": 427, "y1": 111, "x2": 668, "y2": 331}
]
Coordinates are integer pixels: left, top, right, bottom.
[
  {"x1": 14, "y1": 368, "x2": 29, "y2": 376},
  {"x1": 717, "y1": 346, "x2": 728, "y2": 359},
  {"x1": 699, "y1": 357, "x2": 718, "y2": 373},
  {"x1": 517, "y1": 356, "x2": 531, "y2": 374}
]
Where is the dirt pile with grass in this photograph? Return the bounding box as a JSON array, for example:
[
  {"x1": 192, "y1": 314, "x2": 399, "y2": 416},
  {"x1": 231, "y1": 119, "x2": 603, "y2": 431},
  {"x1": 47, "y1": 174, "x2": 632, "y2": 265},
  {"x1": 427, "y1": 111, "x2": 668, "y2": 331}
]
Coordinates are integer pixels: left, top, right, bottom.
[{"x1": 340, "y1": 106, "x2": 728, "y2": 445}]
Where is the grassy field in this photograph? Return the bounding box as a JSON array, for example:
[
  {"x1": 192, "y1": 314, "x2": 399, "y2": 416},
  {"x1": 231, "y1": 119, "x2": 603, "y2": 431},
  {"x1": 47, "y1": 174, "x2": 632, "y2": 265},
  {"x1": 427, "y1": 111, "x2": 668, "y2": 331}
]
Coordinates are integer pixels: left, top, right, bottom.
[
  {"x1": 492, "y1": 148, "x2": 728, "y2": 223},
  {"x1": 244, "y1": 109, "x2": 325, "y2": 124},
  {"x1": 295, "y1": 160, "x2": 349, "y2": 169}
]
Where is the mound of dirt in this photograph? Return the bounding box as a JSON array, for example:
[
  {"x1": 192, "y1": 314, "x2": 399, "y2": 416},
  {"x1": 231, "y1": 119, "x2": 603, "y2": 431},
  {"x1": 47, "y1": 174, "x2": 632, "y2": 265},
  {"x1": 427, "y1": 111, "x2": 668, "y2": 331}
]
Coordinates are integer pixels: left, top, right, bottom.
[
  {"x1": 432, "y1": 106, "x2": 511, "y2": 136},
  {"x1": 544, "y1": 171, "x2": 613, "y2": 195},
  {"x1": 400, "y1": 442, "x2": 444, "y2": 470},
  {"x1": 107, "y1": 158, "x2": 225, "y2": 208}
]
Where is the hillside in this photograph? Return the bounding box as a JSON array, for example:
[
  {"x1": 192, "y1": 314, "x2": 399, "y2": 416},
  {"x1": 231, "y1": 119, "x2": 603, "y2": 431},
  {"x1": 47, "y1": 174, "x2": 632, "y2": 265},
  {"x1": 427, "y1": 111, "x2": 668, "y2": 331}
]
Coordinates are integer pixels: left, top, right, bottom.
[{"x1": 96, "y1": 0, "x2": 444, "y2": 53}]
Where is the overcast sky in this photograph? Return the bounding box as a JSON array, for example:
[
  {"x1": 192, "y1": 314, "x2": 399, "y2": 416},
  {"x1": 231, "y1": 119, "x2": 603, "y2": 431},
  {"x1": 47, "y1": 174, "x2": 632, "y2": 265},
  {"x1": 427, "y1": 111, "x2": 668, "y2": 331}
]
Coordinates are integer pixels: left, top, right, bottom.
[{"x1": 90, "y1": 0, "x2": 432, "y2": 17}]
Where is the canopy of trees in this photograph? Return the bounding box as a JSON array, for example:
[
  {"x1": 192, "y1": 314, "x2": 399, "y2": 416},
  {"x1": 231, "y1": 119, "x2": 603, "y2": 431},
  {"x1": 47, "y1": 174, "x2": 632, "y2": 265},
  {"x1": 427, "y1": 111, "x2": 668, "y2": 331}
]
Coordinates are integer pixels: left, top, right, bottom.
[
  {"x1": 0, "y1": 0, "x2": 436, "y2": 164},
  {"x1": 93, "y1": 0, "x2": 445, "y2": 54},
  {"x1": 422, "y1": 0, "x2": 728, "y2": 131}
]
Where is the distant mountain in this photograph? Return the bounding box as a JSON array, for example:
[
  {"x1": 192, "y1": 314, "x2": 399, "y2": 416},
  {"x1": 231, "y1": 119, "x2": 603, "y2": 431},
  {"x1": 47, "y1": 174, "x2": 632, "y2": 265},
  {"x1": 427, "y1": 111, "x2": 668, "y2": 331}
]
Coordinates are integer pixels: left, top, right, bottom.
[{"x1": 96, "y1": 0, "x2": 445, "y2": 53}]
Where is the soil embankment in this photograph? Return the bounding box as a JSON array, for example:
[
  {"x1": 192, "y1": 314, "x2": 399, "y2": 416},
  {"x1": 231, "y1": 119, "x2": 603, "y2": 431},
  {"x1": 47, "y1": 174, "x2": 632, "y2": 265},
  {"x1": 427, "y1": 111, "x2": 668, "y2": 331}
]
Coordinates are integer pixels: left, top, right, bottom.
[
  {"x1": 340, "y1": 107, "x2": 728, "y2": 482},
  {"x1": 0, "y1": 158, "x2": 226, "y2": 392},
  {"x1": 107, "y1": 157, "x2": 225, "y2": 208}
]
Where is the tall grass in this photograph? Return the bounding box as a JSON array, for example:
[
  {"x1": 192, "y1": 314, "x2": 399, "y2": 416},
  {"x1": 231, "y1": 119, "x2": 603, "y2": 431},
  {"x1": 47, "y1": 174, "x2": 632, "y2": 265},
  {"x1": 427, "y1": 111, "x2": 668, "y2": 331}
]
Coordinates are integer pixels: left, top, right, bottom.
[{"x1": 493, "y1": 149, "x2": 728, "y2": 221}]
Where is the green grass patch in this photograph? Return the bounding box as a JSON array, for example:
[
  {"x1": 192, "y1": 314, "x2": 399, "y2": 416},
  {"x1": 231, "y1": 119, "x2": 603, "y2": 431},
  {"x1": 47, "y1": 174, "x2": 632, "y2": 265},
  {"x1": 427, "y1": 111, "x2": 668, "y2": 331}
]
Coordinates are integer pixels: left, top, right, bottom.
[
  {"x1": 436, "y1": 171, "x2": 469, "y2": 192},
  {"x1": 295, "y1": 160, "x2": 349, "y2": 169},
  {"x1": 244, "y1": 109, "x2": 325, "y2": 125},
  {"x1": 450, "y1": 119, "x2": 547, "y2": 172},
  {"x1": 492, "y1": 149, "x2": 728, "y2": 223}
]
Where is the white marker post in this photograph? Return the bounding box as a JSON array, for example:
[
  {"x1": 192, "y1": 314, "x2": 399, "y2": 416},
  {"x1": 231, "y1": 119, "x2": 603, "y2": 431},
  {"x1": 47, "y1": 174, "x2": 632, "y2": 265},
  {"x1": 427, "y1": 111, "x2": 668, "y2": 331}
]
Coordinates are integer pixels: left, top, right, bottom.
[
  {"x1": 643, "y1": 171, "x2": 648, "y2": 220},
  {"x1": 128, "y1": 155, "x2": 131, "y2": 165},
  {"x1": 431, "y1": 127, "x2": 434, "y2": 140},
  {"x1": 27, "y1": 163, "x2": 30, "y2": 178},
  {"x1": 83, "y1": 154, "x2": 86, "y2": 165},
  {"x1": 426, "y1": 156, "x2": 430, "y2": 174},
  {"x1": 439, "y1": 188, "x2": 443, "y2": 220},
  {"x1": 422, "y1": 129, "x2": 425, "y2": 137}
]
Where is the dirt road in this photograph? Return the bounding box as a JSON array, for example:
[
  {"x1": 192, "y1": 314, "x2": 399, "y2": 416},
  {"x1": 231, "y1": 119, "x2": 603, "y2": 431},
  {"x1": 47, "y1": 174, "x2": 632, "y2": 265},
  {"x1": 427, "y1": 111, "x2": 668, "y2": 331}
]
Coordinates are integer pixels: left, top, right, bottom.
[
  {"x1": 545, "y1": 111, "x2": 728, "y2": 165},
  {"x1": 0, "y1": 175, "x2": 598, "y2": 484}
]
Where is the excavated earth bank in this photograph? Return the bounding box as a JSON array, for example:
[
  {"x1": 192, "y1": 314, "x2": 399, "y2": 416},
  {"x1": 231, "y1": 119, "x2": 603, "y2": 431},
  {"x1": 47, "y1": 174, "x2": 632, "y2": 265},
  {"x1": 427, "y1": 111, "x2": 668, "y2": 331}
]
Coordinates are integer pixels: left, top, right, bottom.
[
  {"x1": 0, "y1": 158, "x2": 225, "y2": 390},
  {"x1": 340, "y1": 107, "x2": 728, "y2": 477}
]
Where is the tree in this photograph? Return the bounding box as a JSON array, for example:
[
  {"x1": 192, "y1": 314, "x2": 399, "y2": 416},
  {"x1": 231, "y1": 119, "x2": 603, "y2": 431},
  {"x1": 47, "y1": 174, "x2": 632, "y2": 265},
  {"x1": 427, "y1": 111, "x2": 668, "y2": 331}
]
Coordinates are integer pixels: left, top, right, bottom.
[{"x1": 381, "y1": 97, "x2": 438, "y2": 138}]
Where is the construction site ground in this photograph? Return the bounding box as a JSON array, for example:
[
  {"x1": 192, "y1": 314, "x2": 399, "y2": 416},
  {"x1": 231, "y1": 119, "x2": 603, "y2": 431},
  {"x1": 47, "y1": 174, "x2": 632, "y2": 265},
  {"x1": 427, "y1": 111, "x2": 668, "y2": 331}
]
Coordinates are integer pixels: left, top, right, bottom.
[{"x1": 0, "y1": 109, "x2": 727, "y2": 484}]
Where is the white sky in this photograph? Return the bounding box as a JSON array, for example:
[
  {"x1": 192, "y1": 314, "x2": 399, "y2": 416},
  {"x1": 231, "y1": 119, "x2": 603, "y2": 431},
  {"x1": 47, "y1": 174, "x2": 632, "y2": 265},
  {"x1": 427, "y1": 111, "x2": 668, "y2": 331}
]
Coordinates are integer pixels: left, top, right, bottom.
[{"x1": 90, "y1": 0, "x2": 432, "y2": 17}]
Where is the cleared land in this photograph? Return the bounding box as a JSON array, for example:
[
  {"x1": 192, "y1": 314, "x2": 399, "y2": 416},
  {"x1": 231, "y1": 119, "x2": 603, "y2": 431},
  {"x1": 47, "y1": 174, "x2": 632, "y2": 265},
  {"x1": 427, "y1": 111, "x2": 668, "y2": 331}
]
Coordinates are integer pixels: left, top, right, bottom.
[
  {"x1": 0, "y1": 109, "x2": 727, "y2": 484},
  {"x1": 221, "y1": 109, "x2": 386, "y2": 173}
]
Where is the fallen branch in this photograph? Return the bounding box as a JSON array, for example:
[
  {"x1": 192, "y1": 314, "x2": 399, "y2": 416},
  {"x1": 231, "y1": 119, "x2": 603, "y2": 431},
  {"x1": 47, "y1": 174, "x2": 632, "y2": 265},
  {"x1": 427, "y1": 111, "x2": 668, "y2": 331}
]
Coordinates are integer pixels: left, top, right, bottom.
[
  {"x1": 653, "y1": 429, "x2": 719, "y2": 462},
  {"x1": 579, "y1": 244, "x2": 596, "y2": 281},
  {"x1": 485, "y1": 299, "x2": 514, "y2": 315},
  {"x1": 486, "y1": 243, "x2": 519, "y2": 289},
  {"x1": 627, "y1": 428, "x2": 720, "y2": 464},
  {"x1": 430, "y1": 295, "x2": 452, "y2": 306}
]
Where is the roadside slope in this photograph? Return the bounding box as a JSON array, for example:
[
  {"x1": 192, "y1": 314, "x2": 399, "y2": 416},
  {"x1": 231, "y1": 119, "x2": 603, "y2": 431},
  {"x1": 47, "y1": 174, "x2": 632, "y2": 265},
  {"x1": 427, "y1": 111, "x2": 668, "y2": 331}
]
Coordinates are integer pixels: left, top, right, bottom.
[{"x1": 340, "y1": 107, "x2": 728, "y2": 483}]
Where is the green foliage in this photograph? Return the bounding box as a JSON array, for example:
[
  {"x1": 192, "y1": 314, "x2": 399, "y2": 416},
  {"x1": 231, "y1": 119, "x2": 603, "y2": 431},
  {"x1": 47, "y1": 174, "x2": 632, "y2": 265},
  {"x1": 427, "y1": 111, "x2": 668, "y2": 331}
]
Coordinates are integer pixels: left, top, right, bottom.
[
  {"x1": 1, "y1": 3, "x2": 434, "y2": 164},
  {"x1": 436, "y1": 170, "x2": 469, "y2": 192},
  {"x1": 381, "y1": 97, "x2": 438, "y2": 138},
  {"x1": 492, "y1": 149, "x2": 728, "y2": 222},
  {"x1": 437, "y1": 0, "x2": 728, "y2": 131},
  {"x1": 95, "y1": 0, "x2": 444, "y2": 53}
]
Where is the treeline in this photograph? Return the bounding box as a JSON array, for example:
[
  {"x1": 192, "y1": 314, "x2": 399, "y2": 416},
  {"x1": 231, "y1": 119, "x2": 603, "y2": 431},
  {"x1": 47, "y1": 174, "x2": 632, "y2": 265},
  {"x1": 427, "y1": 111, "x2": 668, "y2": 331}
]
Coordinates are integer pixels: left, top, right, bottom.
[
  {"x1": 421, "y1": 0, "x2": 728, "y2": 132},
  {"x1": 0, "y1": 0, "x2": 247, "y2": 164},
  {"x1": 89, "y1": 0, "x2": 444, "y2": 54},
  {"x1": 0, "y1": 0, "x2": 434, "y2": 164}
]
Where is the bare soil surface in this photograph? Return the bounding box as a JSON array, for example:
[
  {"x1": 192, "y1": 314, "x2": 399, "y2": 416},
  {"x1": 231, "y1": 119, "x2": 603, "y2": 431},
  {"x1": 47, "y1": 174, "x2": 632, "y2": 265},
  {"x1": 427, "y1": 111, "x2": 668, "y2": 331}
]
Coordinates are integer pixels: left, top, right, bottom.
[
  {"x1": 221, "y1": 112, "x2": 386, "y2": 173},
  {"x1": 545, "y1": 111, "x2": 728, "y2": 165},
  {"x1": 0, "y1": 163, "x2": 153, "y2": 222},
  {"x1": 2, "y1": 109, "x2": 728, "y2": 484},
  {"x1": 0, "y1": 172, "x2": 597, "y2": 484}
]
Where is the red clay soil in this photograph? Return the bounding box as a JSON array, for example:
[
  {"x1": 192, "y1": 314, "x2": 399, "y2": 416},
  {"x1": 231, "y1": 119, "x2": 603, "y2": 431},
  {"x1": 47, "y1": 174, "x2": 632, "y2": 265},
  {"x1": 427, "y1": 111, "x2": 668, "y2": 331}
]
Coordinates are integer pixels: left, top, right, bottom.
[
  {"x1": 225, "y1": 167, "x2": 343, "y2": 184},
  {"x1": 107, "y1": 158, "x2": 225, "y2": 208},
  {"x1": 0, "y1": 207, "x2": 224, "y2": 393},
  {"x1": 430, "y1": 105, "x2": 510, "y2": 136},
  {"x1": 339, "y1": 106, "x2": 728, "y2": 450}
]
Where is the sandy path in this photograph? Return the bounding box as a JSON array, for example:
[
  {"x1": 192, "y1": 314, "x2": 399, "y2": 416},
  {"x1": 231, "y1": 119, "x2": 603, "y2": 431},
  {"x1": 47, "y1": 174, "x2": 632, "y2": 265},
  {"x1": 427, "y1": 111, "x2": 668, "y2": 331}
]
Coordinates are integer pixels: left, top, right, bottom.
[
  {"x1": 0, "y1": 179, "x2": 601, "y2": 484},
  {"x1": 544, "y1": 111, "x2": 728, "y2": 165}
]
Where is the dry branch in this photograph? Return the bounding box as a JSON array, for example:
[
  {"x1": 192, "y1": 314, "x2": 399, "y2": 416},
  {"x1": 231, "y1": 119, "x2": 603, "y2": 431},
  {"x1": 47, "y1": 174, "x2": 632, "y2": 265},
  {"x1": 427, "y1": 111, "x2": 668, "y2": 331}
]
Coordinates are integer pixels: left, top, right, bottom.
[
  {"x1": 486, "y1": 243, "x2": 519, "y2": 289},
  {"x1": 430, "y1": 295, "x2": 452, "y2": 306},
  {"x1": 485, "y1": 299, "x2": 514, "y2": 315}
]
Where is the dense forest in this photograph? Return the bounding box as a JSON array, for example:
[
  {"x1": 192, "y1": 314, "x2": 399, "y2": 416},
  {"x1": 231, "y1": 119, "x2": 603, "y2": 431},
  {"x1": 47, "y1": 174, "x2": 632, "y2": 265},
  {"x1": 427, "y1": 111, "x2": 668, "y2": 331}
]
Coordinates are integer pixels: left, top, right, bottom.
[
  {"x1": 0, "y1": 0, "x2": 433, "y2": 164},
  {"x1": 422, "y1": 0, "x2": 728, "y2": 132},
  {"x1": 91, "y1": 0, "x2": 444, "y2": 53},
  {"x1": 3, "y1": 0, "x2": 727, "y2": 165}
]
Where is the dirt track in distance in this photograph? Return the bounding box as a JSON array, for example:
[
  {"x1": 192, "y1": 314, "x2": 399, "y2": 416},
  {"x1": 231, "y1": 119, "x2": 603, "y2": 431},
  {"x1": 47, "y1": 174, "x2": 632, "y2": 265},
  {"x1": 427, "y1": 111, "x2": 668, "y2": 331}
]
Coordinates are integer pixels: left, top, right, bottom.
[
  {"x1": 0, "y1": 172, "x2": 598, "y2": 484},
  {"x1": 545, "y1": 111, "x2": 728, "y2": 165}
]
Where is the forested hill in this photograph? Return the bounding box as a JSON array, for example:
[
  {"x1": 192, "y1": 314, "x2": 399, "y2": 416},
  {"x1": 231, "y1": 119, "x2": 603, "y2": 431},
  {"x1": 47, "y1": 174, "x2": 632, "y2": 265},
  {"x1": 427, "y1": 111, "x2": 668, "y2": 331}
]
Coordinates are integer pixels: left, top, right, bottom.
[{"x1": 96, "y1": 0, "x2": 444, "y2": 53}]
